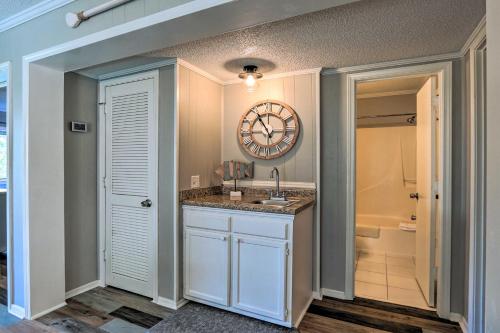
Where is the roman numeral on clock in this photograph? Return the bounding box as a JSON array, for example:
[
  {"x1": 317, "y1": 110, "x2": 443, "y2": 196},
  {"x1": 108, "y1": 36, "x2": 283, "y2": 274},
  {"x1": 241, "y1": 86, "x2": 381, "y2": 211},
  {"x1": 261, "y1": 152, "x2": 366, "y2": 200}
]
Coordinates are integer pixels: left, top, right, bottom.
[
  {"x1": 251, "y1": 143, "x2": 261, "y2": 154},
  {"x1": 283, "y1": 136, "x2": 292, "y2": 144},
  {"x1": 243, "y1": 137, "x2": 253, "y2": 146}
]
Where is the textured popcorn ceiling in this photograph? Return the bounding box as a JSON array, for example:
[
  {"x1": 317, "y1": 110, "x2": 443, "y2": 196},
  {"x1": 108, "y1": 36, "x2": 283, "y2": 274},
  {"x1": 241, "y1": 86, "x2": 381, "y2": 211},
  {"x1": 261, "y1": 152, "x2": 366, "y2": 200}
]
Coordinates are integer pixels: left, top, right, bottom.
[
  {"x1": 148, "y1": 0, "x2": 485, "y2": 81},
  {"x1": 0, "y1": 0, "x2": 47, "y2": 21}
]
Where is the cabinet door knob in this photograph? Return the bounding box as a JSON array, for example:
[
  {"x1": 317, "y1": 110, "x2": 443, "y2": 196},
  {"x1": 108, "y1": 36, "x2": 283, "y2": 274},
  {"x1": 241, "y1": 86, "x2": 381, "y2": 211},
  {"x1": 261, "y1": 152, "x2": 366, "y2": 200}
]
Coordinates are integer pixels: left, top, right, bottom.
[{"x1": 220, "y1": 236, "x2": 227, "y2": 241}]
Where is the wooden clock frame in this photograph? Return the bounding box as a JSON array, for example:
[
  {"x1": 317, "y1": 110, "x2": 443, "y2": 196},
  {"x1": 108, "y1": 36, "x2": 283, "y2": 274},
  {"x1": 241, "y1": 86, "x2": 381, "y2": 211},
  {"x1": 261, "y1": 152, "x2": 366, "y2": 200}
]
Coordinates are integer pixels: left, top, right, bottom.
[{"x1": 237, "y1": 100, "x2": 300, "y2": 160}]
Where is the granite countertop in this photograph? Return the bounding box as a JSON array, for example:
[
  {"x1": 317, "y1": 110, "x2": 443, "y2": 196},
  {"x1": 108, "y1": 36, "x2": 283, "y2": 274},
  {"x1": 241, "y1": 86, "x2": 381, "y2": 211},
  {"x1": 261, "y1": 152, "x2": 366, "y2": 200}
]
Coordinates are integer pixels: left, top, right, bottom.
[{"x1": 182, "y1": 194, "x2": 315, "y2": 215}]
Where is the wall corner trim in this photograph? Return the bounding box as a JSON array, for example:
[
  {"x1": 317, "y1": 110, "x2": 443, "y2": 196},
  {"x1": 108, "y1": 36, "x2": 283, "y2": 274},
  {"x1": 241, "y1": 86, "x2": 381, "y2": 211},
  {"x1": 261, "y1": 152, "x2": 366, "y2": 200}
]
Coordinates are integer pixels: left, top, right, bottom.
[
  {"x1": 459, "y1": 15, "x2": 487, "y2": 57},
  {"x1": 449, "y1": 312, "x2": 468, "y2": 333},
  {"x1": 320, "y1": 288, "x2": 348, "y2": 300},
  {"x1": 65, "y1": 280, "x2": 102, "y2": 299},
  {"x1": 154, "y1": 297, "x2": 189, "y2": 310},
  {"x1": 30, "y1": 302, "x2": 67, "y2": 320},
  {"x1": 0, "y1": 0, "x2": 75, "y2": 33},
  {"x1": 8, "y1": 304, "x2": 26, "y2": 319}
]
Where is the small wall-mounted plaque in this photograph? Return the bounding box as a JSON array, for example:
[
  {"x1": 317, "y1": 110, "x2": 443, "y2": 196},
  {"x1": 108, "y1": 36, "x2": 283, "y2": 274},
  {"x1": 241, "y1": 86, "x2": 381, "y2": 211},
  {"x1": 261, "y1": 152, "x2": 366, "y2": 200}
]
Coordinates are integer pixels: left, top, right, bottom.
[{"x1": 71, "y1": 121, "x2": 88, "y2": 133}]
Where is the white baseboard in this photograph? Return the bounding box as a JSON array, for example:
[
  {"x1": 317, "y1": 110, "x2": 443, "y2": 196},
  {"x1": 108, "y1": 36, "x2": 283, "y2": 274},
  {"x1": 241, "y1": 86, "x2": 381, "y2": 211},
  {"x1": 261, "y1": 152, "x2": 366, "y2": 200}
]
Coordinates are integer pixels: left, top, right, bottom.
[
  {"x1": 65, "y1": 280, "x2": 102, "y2": 299},
  {"x1": 312, "y1": 291, "x2": 322, "y2": 300},
  {"x1": 321, "y1": 288, "x2": 348, "y2": 300},
  {"x1": 450, "y1": 312, "x2": 468, "y2": 333},
  {"x1": 8, "y1": 304, "x2": 25, "y2": 319},
  {"x1": 294, "y1": 295, "x2": 314, "y2": 328},
  {"x1": 153, "y1": 296, "x2": 189, "y2": 310},
  {"x1": 30, "y1": 302, "x2": 67, "y2": 320}
]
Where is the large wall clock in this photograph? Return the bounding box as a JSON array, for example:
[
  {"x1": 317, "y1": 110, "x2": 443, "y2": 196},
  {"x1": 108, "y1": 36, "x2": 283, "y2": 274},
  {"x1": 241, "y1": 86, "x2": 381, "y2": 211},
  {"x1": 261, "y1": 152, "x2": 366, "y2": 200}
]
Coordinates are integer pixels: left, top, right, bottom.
[{"x1": 238, "y1": 100, "x2": 300, "y2": 160}]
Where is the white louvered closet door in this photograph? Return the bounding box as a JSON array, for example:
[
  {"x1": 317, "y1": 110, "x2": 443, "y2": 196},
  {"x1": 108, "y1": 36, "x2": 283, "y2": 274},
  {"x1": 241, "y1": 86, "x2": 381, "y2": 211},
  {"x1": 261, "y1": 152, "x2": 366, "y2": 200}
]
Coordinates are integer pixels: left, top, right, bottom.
[{"x1": 105, "y1": 75, "x2": 157, "y2": 298}]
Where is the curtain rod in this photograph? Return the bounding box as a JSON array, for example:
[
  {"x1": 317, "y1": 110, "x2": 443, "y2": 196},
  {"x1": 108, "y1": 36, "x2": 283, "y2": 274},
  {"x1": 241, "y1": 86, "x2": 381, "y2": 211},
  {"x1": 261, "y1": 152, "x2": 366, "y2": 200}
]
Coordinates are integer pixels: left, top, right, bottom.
[
  {"x1": 356, "y1": 112, "x2": 416, "y2": 120},
  {"x1": 66, "y1": 0, "x2": 134, "y2": 28}
]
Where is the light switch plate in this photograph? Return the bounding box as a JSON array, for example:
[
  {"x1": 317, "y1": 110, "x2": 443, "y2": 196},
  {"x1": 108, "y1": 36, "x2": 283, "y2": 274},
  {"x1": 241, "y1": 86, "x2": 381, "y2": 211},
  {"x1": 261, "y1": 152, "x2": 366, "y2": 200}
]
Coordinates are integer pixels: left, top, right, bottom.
[{"x1": 191, "y1": 175, "x2": 200, "y2": 189}]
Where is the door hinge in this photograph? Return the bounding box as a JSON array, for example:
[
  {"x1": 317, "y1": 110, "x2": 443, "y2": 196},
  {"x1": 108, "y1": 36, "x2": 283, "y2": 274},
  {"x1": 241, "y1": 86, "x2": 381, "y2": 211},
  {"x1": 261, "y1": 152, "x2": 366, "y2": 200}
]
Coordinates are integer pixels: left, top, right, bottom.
[
  {"x1": 103, "y1": 177, "x2": 109, "y2": 188},
  {"x1": 103, "y1": 249, "x2": 107, "y2": 261},
  {"x1": 285, "y1": 248, "x2": 290, "y2": 256},
  {"x1": 285, "y1": 308, "x2": 289, "y2": 318}
]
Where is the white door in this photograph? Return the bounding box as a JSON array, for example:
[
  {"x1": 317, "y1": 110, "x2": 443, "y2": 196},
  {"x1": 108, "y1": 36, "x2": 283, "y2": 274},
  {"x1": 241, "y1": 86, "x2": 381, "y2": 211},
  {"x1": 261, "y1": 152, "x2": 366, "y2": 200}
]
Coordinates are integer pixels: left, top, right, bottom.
[
  {"x1": 231, "y1": 235, "x2": 288, "y2": 321},
  {"x1": 105, "y1": 74, "x2": 158, "y2": 298},
  {"x1": 415, "y1": 77, "x2": 438, "y2": 307},
  {"x1": 184, "y1": 228, "x2": 230, "y2": 306}
]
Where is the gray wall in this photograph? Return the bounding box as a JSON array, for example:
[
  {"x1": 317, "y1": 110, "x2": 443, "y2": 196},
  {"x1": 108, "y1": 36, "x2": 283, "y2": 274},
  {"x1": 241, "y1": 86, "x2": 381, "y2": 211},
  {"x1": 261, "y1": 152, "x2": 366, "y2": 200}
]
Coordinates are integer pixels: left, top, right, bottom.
[
  {"x1": 320, "y1": 59, "x2": 469, "y2": 315},
  {"x1": 0, "y1": 0, "x2": 191, "y2": 307},
  {"x1": 485, "y1": 0, "x2": 500, "y2": 330},
  {"x1": 64, "y1": 73, "x2": 98, "y2": 292}
]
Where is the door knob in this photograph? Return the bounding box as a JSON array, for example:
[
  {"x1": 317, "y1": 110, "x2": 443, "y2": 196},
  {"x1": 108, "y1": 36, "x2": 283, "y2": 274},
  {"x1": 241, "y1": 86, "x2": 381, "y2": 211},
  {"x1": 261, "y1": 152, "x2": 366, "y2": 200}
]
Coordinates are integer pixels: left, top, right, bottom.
[
  {"x1": 141, "y1": 199, "x2": 152, "y2": 207},
  {"x1": 410, "y1": 193, "x2": 419, "y2": 200}
]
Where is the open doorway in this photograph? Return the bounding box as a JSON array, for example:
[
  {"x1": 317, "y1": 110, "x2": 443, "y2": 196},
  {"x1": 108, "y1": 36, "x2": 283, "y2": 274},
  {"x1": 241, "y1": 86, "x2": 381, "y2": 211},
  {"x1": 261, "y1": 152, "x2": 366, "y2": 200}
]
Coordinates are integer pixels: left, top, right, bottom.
[
  {"x1": 354, "y1": 76, "x2": 438, "y2": 310},
  {"x1": 345, "y1": 62, "x2": 453, "y2": 318}
]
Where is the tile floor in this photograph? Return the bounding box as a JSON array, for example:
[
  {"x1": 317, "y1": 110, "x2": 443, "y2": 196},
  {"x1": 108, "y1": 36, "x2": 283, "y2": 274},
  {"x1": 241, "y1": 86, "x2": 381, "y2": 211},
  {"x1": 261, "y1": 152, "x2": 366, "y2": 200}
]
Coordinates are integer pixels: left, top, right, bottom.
[{"x1": 355, "y1": 250, "x2": 434, "y2": 310}]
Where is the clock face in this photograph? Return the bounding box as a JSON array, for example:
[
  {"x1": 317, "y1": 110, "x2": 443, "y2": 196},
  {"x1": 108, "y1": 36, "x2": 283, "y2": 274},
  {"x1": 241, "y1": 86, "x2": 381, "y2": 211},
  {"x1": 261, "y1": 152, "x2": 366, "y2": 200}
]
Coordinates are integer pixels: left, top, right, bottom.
[{"x1": 238, "y1": 100, "x2": 300, "y2": 160}]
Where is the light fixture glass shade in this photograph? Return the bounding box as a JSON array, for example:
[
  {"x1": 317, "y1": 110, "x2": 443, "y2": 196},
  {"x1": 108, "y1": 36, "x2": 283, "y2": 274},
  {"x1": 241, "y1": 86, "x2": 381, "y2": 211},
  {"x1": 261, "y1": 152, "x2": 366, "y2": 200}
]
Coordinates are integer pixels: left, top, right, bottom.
[{"x1": 239, "y1": 65, "x2": 262, "y2": 92}]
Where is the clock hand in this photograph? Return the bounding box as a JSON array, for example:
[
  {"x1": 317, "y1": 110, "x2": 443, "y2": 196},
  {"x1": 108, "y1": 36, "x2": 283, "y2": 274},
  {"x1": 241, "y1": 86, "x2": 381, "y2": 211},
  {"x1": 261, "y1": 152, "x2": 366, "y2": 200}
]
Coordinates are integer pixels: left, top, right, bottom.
[{"x1": 256, "y1": 114, "x2": 273, "y2": 138}]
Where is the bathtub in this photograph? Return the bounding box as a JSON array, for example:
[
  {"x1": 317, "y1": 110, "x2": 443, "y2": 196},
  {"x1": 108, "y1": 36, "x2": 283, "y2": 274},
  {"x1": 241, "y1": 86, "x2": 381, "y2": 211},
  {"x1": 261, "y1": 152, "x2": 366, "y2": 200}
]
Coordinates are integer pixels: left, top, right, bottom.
[{"x1": 356, "y1": 214, "x2": 415, "y2": 257}]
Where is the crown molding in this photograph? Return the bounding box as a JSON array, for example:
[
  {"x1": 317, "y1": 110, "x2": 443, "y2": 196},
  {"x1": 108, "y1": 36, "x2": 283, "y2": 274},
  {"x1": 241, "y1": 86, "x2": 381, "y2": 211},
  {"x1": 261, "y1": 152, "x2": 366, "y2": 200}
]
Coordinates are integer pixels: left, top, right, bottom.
[
  {"x1": 177, "y1": 58, "x2": 224, "y2": 85},
  {"x1": 322, "y1": 52, "x2": 461, "y2": 75},
  {"x1": 76, "y1": 58, "x2": 177, "y2": 80},
  {"x1": 0, "y1": 0, "x2": 74, "y2": 33},
  {"x1": 459, "y1": 15, "x2": 486, "y2": 57}
]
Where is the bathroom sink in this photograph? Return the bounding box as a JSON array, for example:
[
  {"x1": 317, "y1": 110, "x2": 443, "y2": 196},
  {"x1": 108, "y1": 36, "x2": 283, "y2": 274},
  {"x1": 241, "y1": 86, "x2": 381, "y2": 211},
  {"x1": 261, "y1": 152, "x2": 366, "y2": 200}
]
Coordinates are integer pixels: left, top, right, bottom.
[{"x1": 251, "y1": 199, "x2": 299, "y2": 208}]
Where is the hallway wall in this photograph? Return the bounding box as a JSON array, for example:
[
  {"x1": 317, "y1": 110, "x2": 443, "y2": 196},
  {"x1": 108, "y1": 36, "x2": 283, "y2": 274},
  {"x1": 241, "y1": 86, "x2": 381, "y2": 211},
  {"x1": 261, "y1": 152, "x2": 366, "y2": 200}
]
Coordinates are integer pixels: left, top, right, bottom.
[{"x1": 64, "y1": 73, "x2": 98, "y2": 292}]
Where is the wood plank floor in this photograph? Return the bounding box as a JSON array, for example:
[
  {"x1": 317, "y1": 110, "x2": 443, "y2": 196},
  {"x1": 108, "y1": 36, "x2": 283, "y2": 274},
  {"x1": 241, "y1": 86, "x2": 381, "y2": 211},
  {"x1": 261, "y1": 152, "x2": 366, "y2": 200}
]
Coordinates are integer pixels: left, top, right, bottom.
[{"x1": 0, "y1": 287, "x2": 461, "y2": 332}]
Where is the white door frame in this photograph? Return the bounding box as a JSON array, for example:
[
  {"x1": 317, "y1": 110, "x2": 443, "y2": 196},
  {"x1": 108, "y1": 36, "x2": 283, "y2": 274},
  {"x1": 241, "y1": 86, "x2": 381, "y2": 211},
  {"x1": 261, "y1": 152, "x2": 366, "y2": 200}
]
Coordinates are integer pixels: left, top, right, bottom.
[
  {"x1": 345, "y1": 62, "x2": 453, "y2": 319},
  {"x1": 467, "y1": 25, "x2": 487, "y2": 333},
  {"x1": 0, "y1": 62, "x2": 15, "y2": 316},
  {"x1": 97, "y1": 70, "x2": 160, "y2": 301}
]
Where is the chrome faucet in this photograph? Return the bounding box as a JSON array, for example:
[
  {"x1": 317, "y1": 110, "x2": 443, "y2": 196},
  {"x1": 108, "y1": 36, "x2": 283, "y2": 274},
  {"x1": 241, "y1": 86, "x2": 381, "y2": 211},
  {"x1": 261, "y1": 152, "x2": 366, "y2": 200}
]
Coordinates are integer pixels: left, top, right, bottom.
[{"x1": 269, "y1": 167, "x2": 286, "y2": 200}]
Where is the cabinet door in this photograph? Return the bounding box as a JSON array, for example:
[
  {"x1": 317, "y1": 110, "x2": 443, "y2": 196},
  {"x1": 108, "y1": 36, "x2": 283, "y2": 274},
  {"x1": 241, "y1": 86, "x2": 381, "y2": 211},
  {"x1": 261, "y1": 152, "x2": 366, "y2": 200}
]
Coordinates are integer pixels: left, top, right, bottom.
[
  {"x1": 231, "y1": 235, "x2": 288, "y2": 321},
  {"x1": 184, "y1": 228, "x2": 230, "y2": 306}
]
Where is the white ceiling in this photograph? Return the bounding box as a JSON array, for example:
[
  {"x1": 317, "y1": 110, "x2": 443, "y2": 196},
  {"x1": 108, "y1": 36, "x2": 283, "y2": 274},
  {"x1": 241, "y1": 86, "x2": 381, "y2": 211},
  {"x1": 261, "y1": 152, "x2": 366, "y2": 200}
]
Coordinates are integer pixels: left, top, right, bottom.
[
  {"x1": 0, "y1": 0, "x2": 46, "y2": 21},
  {"x1": 148, "y1": 0, "x2": 485, "y2": 81}
]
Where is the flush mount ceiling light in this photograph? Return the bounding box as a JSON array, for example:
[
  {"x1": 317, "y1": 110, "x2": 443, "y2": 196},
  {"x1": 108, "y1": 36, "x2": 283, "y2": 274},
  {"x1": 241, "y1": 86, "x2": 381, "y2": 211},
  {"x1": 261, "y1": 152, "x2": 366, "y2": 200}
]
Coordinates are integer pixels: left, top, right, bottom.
[{"x1": 238, "y1": 65, "x2": 263, "y2": 92}]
